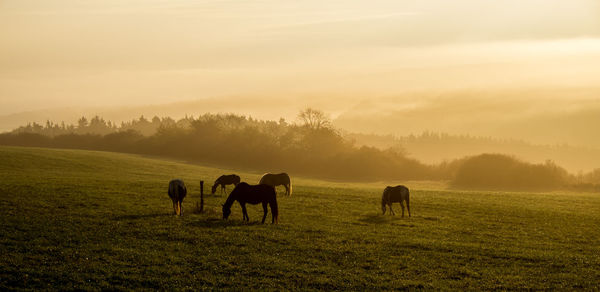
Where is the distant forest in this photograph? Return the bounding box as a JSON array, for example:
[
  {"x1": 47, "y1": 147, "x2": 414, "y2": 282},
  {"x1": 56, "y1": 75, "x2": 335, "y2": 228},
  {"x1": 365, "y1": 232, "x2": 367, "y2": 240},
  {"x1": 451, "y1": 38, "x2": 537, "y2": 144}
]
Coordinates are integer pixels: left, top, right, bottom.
[
  {"x1": 1, "y1": 109, "x2": 598, "y2": 191},
  {"x1": 347, "y1": 132, "x2": 600, "y2": 174}
]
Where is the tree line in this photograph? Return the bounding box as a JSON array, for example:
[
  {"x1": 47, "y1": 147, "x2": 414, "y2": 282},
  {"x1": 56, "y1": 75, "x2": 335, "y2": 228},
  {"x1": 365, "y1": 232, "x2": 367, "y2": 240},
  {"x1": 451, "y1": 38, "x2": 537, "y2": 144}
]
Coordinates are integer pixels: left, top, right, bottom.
[
  {"x1": 0, "y1": 109, "x2": 598, "y2": 191},
  {"x1": 10, "y1": 115, "x2": 186, "y2": 137}
]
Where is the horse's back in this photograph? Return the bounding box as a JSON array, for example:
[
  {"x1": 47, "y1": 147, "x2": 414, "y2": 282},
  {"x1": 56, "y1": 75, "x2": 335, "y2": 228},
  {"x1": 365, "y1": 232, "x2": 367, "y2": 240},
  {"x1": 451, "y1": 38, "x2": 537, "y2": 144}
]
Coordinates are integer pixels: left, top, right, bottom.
[
  {"x1": 229, "y1": 174, "x2": 241, "y2": 184},
  {"x1": 260, "y1": 173, "x2": 290, "y2": 185},
  {"x1": 168, "y1": 179, "x2": 187, "y2": 200},
  {"x1": 215, "y1": 174, "x2": 240, "y2": 185},
  {"x1": 231, "y1": 182, "x2": 249, "y2": 193},
  {"x1": 384, "y1": 185, "x2": 409, "y2": 202},
  {"x1": 256, "y1": 184, "x2": 276, "y2": 197},
  {"x1": 250, "y1": 184, "x2": 276, "y2": 201},
  {"x1": 277, "y1": 173, "x2": 290, "y2": 184},
  {"x1": 233, "y1": 182, "x2": 276, "y2": 204}
]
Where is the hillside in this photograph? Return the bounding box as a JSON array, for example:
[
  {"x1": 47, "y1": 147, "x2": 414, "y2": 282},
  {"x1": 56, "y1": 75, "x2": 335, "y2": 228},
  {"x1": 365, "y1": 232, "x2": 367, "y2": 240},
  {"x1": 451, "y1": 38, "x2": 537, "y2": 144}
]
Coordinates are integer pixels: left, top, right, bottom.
[{"x1": 0, "y1": 146, "x2": 599, "y2": 289}]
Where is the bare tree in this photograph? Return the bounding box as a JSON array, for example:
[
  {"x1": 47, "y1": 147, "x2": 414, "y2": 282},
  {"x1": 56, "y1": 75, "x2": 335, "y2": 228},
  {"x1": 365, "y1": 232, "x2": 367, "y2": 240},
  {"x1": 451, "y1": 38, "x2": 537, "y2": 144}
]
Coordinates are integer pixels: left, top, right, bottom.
[{"x1": 297, "y1": 108, "x2": 331, "y2": 130}]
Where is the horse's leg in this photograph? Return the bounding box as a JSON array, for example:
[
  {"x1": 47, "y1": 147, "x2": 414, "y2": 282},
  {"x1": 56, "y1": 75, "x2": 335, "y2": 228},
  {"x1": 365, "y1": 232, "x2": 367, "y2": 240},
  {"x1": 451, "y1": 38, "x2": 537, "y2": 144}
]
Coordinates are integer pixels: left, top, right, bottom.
[
  {"x1": 261, "y1": 202, "x2": 268, "y2": 224},
  {"x1": 285, "y1": 184, "x2": 290, "y2": 196},
  {"x1": 400, "y1": 201, "x2": 405, "y2": 218},
  {"x1": 172, "y1": 200, "x2": 177, "y2": 215},
  {"x1": 389, "y1": 204, "x2": 395, "y2": 216},
  {"x1": 406, "y1": 198, "x2": 411, "y2": 217},
  {"x1": 241, "y1": 203, "x2": 248, "y2": 221},
  {"x1": 179, "y1": 200, "x2": 183, "y2": 216}
]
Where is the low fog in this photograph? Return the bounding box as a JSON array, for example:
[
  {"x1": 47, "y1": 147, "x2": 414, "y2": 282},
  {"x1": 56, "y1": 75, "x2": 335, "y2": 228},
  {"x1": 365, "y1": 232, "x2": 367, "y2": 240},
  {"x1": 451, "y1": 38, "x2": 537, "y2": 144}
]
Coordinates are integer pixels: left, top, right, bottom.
[{"x1": 1, "y1": 0, "x2": 600, "y2": 170}]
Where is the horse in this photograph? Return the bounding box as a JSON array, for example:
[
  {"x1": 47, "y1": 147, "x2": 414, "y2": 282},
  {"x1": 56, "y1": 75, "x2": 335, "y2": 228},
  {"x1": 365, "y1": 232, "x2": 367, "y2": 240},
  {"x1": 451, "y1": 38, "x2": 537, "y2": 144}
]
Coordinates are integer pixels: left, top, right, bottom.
[
  {"x1": 168, "y1": 179, "x2": 187, "y2": 216},
  {"x1": 259, "y1": 173, "x2": 292, "y2": 196},
  {"x1": 211, "y1": 174, "x2": 241, "y2": 195},
  {"x1": 381, "y1": 185, "x2": 410, "y2": 217},
  {"x1": 222, "y1": 182, "x2": 279, "y2": 224}
]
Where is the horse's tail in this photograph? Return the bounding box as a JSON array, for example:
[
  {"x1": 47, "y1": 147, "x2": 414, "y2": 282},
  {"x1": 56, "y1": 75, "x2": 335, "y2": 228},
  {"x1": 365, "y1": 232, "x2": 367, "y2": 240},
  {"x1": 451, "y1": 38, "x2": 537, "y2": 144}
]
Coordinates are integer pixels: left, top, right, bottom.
[{"x1": 270, "y1": 194, "x2": 279, "y2": 224}]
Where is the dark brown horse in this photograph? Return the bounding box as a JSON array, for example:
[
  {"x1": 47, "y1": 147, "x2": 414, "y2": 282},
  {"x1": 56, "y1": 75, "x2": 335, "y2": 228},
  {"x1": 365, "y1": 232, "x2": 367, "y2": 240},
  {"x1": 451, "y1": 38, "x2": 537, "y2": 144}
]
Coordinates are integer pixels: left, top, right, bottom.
[
  {"x1": 381, "y1": 185, "x2": 410, "y2": 217},
  {"x1": 222, "y1": 182, "x2": 279, "y2": 224},
  {"x1": 259, "y1": 173, "x2": 292, "y2": 196},
  {"x1": 168, "y1": 179, "x2": 187, "y2": 216},
  {"x1": 211, "y1": 174, "x2": 241, "y2": 195}
]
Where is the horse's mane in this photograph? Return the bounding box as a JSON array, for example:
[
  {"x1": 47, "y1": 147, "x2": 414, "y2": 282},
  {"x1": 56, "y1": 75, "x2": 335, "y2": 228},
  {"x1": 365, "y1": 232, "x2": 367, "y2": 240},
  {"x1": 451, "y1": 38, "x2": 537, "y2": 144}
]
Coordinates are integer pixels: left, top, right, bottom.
[{"x1": 223, "y1": 182, "x2": 247, "y2": 209}]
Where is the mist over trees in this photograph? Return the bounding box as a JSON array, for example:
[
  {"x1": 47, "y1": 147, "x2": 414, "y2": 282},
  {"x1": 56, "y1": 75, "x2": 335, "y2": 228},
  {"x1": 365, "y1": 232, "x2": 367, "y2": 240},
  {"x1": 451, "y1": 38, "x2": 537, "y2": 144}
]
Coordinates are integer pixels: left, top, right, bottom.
[
  {"x1": 347, "y1": 132, "x2": 600, "y2": 174},
  {"x1": 0, "y1": 109, "x2": 598, "y2": 190}
]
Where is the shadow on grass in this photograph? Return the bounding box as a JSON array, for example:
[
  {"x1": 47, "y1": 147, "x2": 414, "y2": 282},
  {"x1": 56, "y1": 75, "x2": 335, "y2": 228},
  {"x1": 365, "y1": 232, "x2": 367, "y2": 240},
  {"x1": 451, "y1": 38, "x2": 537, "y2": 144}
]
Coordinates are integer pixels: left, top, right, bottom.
[
  {"x1": 358, "y1": 213, "x2": 413, "y2": 224},
  {"x1": 358, "y1": 213, "x2": 391, "y2": 224},
  {"x1": 187, "y1": 218, "x2": 264, "y2": 228},
  {"x1": 112, "y1": 213, "x2": 172, "y2": 221},
  {"x1": 112, "y1": 209, "x2": 275, "y2": 228}
]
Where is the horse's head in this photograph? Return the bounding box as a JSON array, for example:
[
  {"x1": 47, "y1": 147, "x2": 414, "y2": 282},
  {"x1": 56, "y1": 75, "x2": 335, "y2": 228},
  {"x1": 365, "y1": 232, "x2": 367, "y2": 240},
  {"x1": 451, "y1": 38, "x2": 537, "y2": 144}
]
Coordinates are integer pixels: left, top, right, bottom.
[
  {"x1": 211, "y1": 184, "x2": 218, "y2": 195},
  {"x1": 381, "y1": 186, "x2": 391, "y2": 214},
  {"x1": 222, "y1": 204, "x2": 231, "y2": 219}
]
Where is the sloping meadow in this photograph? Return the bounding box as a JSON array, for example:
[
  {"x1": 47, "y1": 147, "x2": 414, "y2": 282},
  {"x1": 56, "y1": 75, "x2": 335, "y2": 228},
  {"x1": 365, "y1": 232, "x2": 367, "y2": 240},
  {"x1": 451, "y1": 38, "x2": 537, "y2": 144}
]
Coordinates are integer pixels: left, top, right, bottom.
[{"x1": 0, "y1": 146, "x2": 598, "y2": 289}]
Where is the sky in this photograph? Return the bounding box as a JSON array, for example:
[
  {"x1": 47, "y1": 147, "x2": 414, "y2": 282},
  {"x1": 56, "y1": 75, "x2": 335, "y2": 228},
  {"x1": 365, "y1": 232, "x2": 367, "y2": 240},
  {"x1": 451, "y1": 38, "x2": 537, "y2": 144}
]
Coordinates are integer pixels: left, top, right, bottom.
[{"x1": 1, "y1": 0, "x2": 600, "y2": 143}]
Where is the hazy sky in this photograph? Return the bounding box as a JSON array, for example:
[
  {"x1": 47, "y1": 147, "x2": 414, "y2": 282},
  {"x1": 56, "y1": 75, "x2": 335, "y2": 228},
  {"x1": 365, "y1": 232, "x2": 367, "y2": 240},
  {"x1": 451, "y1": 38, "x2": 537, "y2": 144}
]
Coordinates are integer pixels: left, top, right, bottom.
[{"x1": 1, "y1": 0, "x2": 600, "y2": 120}]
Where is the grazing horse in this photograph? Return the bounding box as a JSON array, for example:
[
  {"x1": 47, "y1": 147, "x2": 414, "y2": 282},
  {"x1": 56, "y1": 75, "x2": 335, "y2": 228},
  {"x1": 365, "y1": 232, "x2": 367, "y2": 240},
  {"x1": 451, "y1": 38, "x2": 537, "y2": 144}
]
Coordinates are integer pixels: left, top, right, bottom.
[
  {"x1": 222, "y1": 182, "x2": 279, "y2": 224},
  {"x1": 381, "y1": 185, "x2": 410, "y2": 217},
  {"x1": 259, "y1": 173, "x2": 292, "y2": 196},
  {"x1": 211, "y1": 174, "x2": 241, "y2": 195},
  {"x1": 168, "y1": 179, "x2": 187, "y2": 216}
]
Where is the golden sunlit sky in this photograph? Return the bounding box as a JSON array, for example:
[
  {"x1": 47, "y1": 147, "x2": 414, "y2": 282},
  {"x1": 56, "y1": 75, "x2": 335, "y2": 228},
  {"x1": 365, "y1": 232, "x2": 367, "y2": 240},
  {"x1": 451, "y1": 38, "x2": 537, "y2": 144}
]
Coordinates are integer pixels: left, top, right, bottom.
[{"x1": 1, "y1": 0, "x2": 600, "y2": 142}]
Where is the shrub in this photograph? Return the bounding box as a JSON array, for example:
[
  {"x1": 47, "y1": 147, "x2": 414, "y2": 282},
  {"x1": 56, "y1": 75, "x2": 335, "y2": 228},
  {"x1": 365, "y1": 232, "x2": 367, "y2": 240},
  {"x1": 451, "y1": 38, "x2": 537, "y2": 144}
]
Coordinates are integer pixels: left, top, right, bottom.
[{"x1": 451, "y1": 154, "x2": 569, "y2": 191}]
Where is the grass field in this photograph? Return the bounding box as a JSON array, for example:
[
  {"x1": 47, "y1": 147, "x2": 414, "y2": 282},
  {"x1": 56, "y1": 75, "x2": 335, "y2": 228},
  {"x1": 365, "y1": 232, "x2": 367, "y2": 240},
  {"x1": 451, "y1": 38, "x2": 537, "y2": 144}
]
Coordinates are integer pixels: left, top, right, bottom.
[{"x1": 1, "y1": 146, "x2": 599, "y2": 290}]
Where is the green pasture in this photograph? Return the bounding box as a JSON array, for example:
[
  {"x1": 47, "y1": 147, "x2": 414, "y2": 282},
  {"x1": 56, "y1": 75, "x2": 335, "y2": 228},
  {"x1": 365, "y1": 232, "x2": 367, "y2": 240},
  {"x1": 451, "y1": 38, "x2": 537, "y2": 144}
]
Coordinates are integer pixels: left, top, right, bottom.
[{"x1": 0, "y1": 146, "x2": 598, "y2": 290}]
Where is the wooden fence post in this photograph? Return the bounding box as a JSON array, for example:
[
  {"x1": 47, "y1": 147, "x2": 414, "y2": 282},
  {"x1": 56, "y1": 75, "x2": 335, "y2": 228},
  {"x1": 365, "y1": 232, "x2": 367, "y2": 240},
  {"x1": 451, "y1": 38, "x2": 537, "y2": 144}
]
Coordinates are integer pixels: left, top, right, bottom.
[{"x1": 199, "y1": 180, "x2": 204, "y2": 212}]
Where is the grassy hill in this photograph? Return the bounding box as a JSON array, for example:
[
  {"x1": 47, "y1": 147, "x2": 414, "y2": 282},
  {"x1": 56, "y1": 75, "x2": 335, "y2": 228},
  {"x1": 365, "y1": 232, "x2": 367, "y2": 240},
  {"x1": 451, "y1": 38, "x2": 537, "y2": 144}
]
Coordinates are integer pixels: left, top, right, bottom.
[{"x1": 0, "y1": 146, "x2": 599, "y2": 289}]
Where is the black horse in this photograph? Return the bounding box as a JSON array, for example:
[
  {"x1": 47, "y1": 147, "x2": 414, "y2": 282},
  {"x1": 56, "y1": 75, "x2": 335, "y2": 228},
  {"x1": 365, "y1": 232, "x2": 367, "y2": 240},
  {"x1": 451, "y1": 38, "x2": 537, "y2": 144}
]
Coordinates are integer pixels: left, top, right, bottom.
[
  {"x1": 212, "y1": 174, "x2": 241, "y2": 195},
  {"x1": 222, "y1": 182, "x2": 279, "y2": 224},
  {"x1": 168, "y1": 179, "x2": 187, "y2": 216},
  {"x1": 381, "y1": 185, "x2": 410, "y2": 217}
]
